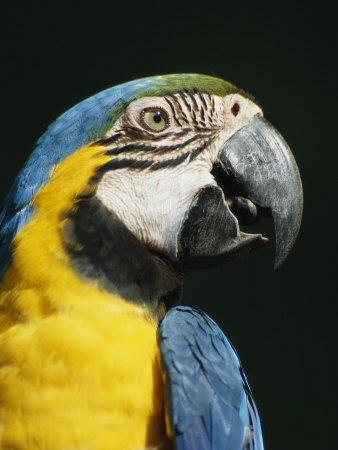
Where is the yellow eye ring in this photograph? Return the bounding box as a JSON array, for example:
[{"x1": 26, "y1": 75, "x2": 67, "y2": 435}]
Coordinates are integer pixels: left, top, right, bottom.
[{"x1": 141, "y1": 107, "x2": 169, "y2": 132}]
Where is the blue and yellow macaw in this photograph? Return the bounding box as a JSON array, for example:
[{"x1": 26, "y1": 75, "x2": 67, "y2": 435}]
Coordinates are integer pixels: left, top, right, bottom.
[{"x1": 0, "y1": 74, "x2": 302, "y2": 449}]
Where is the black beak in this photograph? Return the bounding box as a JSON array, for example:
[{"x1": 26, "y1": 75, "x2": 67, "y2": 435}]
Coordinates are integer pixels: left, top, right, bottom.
[
  {"x1": 176, "y1": 115, "x2": 302, "y2": 270},
  {"x1": 217, "y1": 115, "x2": 303, "y2": 269}
]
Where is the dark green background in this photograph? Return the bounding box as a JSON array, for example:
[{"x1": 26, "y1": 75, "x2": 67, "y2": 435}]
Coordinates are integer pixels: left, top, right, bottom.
[{"x1": 2, "y1": 3, "x2": 337, "y2": 449}]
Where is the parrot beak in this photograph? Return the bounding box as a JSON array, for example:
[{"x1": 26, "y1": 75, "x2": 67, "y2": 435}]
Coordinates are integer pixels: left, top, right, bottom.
[
  {"x1": 176, "y1": 115, "x2": 302, "y2": 270},
  {"x1": 216, "y1": 115, "x2": 303, "y2": 269}
]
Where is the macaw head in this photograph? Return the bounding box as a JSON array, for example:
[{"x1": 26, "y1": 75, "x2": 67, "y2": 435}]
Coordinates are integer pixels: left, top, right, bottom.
[{"x1": 0, "y1": 74, "x2": 302, "y2": 308}]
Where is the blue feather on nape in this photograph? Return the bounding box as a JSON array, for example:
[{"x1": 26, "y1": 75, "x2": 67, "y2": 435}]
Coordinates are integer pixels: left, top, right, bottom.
[{"x1": 158, "y1": 306, "x2": 264, "y2": 450}]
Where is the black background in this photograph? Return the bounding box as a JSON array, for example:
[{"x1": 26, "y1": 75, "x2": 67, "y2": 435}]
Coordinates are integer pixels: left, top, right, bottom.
[{"x1": 1, "y1": 3, "x2": 337, "y2": 449}]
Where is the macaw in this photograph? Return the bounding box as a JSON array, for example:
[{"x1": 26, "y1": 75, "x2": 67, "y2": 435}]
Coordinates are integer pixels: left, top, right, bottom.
[{"x1": 0, "y1": 74, "x2": 302, "y2": 449}]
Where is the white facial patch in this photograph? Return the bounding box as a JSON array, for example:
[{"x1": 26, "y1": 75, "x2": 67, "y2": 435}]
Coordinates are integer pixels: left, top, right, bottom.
[
  {"x1": 96, "y1": 158, "x2": 217, "y2": 257},
  {"x1": 95, "y1": 92, "x2": 262, "y2": 257}
]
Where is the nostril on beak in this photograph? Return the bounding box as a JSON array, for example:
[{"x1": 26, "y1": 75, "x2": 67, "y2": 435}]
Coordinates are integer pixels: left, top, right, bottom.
[{"x1": 231, "y1": 103, "x2": 240, "y2": 117}]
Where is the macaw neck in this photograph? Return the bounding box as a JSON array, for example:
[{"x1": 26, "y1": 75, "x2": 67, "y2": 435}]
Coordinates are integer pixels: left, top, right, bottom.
[
  {"x1": 0, "y1": 142, "x2": 176, "y2": 447},
  {"x1": 63, "y1": 194, "x2": 183, "y2": 308},
  {"x1": 0, "y1": 142, "x2": 182, "y2": 319},
  {"x1": 0, "y1": 202, "x2": 171, "y2": 448}
]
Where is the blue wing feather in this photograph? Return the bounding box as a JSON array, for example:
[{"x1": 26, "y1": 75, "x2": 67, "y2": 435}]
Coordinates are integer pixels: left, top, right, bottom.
[{"x1": 158, "y1": 306, "x2": 264, "y2": 450}]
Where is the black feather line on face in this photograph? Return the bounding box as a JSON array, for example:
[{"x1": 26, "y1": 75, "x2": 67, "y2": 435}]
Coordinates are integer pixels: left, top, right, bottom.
[
  {"x1": 211, "y1": 97, "x2": 215, "y2": 115},
  {"x1": 104, "y1": 133, "x2": 214, "y2": 157},
  {"x1": 104, "y1": 144, "x2": 157, "y2": 156},
  {"x1": 200, "y1": 108, "x2": 205, "y2": 123},
  {"x1": 184, "y1": 89, "x2": 199, "y2": 110},
  {"x1": 95, "y1": 158, "x2": 153, "y2": 175},
  {"x1": 95, "y1": 127, "x2": 192, "y2": 149},
  {"x1": 92, "y1": 133, "x2": 123, "y2": 146},
  {"x1": 189, "y1": 137, "x2": 215, "y2": 162},
  {"x1": 90, "y1": 89, "x2": 219, "y2": 184},
  {"x1": 164, "y1": 97, "x2": 182, "y2": 127},
  {"x1": 191, "y1": 110, "x2": 199, "y2": 125},
  {"x1": 178, "y1": 92, "x2": 192, "y2": 112},
  {"x1": 92, "y1": 133, "x2": 216, "y2": 184},
  {"x1": 95, "y1": 134, "x2": 216, "y2": 178},
  {"x1": 149, "y1": 152, "x2": 190, "y2": 171},
  {"x1": 169, "y1": 94, "x2": 189, "y2": 120},
  {"x1": 199, "y1": 92, "x2": 208, "y2": 111}
]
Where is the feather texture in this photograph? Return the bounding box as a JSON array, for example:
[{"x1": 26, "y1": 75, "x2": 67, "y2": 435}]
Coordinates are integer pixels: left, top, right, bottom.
[
  {"x1": 158, "y1": 306, "x2": 264, "y2": 450},
  {"x1": 0, "y1": 74, "x2": 238, "y2": 277},
  {"x1": 0, "y1": 74, "x2": 272, "y2": 449}
]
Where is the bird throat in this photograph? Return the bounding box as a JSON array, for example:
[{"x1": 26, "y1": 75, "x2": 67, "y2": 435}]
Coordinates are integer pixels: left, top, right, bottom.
[
  {"x1": 0, "y1": 142, "x2": 182, "y2": 317},
  {"x1": 63, "y1": 194, "x2": 183, "y2": 311}
]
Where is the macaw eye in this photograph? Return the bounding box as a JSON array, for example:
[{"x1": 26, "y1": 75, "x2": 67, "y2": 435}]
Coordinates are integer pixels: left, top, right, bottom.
[{"x1": 141, "y1": 108, "x2": 169, "y2": 132}]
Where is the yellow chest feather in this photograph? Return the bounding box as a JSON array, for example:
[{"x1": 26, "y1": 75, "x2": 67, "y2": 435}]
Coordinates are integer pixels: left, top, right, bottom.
[
  {"x1": 0, "y1": 282, "x2": 168, "y2": 449},
  {"x1": 0, "y1": 144, "x2": 170, "y2": 449}
]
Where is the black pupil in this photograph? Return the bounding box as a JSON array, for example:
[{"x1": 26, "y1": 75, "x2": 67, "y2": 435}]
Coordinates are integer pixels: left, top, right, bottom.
[{"x1": 153, "y1": 111, "x2": 162, "y2": 123}]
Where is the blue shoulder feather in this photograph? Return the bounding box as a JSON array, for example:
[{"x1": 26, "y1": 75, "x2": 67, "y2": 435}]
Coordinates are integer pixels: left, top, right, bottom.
[{"x1": 158, "y1": 306, "x2": 264, "y2": 450}]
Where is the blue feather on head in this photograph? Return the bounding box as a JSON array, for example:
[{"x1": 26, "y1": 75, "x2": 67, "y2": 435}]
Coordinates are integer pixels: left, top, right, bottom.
[{"x1": 0, "y1": 77, "x2": 155, "y2": 277}]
